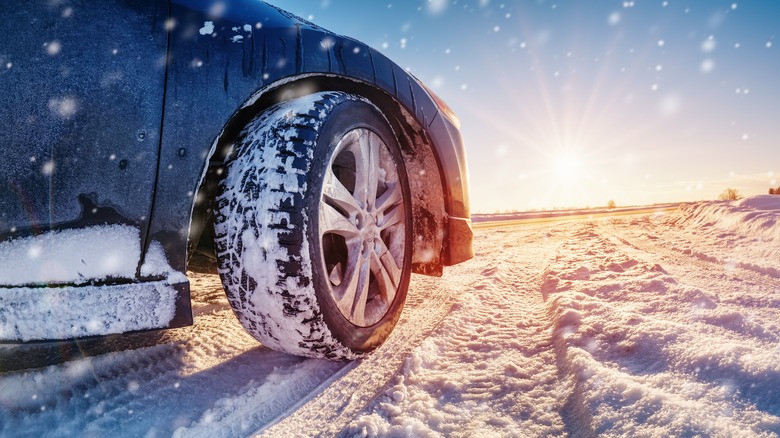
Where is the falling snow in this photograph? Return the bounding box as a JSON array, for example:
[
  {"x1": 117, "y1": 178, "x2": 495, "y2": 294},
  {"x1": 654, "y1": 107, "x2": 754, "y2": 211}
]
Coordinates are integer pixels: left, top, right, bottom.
[
  {"x1": 48, "y1": 97, "x2": 77, "y2": 118},
  {"x1": 45, "y1": 40, "x2": 61, "y2": 56},
  {"x1": 700, "y1": 35, "x2": 716, "y2": 53},
  {"x1": 700, "y1": 58, "x2": 715, "y2": 73},
  {"x1": 198, "y1": 21, "x2": 214, "y2": 35}
]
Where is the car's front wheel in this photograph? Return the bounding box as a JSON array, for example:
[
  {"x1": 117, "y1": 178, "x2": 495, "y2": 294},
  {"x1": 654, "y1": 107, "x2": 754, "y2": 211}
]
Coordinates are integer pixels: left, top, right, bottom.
[{"x1": 213, "y1": 92, "x2": 412, "y2": 360}]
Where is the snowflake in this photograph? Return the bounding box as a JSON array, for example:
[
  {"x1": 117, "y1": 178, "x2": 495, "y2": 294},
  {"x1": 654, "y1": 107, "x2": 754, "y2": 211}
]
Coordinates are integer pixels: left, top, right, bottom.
[
  {"x1": 427, "y1": 0, "x2": 447, "y2": 15},
  {"x1": 45, "y1": 40, "x2": 62, "y2": 56},
  {"x1": 700, "y1": 36, "x2": 716, "y2": 53}
]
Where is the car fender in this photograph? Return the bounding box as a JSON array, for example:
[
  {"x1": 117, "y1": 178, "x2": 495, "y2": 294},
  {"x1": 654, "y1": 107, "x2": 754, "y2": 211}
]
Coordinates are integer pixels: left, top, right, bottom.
[{"x1": 146, "y1": 0, "x2": 473, "y2": 280}]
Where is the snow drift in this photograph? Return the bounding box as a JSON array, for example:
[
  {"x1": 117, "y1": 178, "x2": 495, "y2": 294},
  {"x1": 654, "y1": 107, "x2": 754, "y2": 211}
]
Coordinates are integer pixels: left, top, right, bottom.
[
  {"x1": 670, "y1": 195, "x2": 780, "y2": 242},
  {"x1": 664, "y1": 195, "x2": 780, "y2": 279}
]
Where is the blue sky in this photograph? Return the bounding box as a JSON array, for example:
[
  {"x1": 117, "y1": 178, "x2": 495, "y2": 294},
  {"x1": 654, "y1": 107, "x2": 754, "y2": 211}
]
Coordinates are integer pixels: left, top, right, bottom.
[{"x1": 272, "y1": 0, "x2": 780, "y2": 212}]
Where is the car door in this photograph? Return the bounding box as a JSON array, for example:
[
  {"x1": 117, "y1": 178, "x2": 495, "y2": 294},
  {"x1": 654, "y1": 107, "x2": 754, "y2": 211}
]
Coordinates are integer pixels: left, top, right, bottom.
[{"x1": 0, "y1": 0, "x2": 168, "y2": 284}]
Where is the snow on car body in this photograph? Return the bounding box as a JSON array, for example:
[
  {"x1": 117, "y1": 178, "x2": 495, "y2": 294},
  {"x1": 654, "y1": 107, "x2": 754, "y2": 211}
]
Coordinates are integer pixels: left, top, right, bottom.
[{"x1": 0, "y1": 0, "x2": 473, "y2": 359}]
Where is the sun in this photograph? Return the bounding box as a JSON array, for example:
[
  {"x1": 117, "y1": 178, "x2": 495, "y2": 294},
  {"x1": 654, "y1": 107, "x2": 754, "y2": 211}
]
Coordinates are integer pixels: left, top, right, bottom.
[{"x1": 552, "y1": 151, "x2": 581, "y2": 182}]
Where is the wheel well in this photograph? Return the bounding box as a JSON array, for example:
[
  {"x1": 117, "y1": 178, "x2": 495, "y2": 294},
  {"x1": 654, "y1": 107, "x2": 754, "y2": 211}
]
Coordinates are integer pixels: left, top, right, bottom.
[{"x1": 188, "y1": 76, "x2": 447, "y2": 276}]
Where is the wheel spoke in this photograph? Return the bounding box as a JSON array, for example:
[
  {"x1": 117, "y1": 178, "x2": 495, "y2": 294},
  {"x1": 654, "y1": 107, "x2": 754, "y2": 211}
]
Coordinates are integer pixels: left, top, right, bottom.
[
  {"x1": 375, "y1": 238, "x2": 402, "y2": 287},
  {"x1": 351, "y1": 256, "x2": 371, "y2": 326},
  {"x1": 378, "y1": 205, "x2": 403, "y2": 230},
  {"x1": 366, "y1": 132, "x2": 381, "y2": 210},
  {"x1": 336, "y1": 245, "x2": 371, "y2": 326},
  {"x1": 319, "y1": 202, "x2": 359, "y2": 238},
  {"x1": 354, "y1": 131, "x2": 380, "y2": 210},
  {"x1": 375, "y1": 182, "x2": 402, "y2": 214},
  {"x1": 329, "y1": 262, "x2": 344, "y2": 286},
  {"x1": 323, "y1": 169, "x2": 362, "y2": 217},
  {"x1": 370, "y1": 249, "x2": 398, "y2": 304}
]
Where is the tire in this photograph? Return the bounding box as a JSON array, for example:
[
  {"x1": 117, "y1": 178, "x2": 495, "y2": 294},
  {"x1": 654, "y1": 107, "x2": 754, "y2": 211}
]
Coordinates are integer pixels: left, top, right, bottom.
[{"x1": 213, "y1": 92, "x2": 413, "y2": 360}]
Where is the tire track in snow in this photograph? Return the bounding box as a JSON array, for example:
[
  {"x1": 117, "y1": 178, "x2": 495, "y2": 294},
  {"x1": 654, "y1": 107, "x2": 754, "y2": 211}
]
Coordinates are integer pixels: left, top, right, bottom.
[
  {"x1": 258, "y1": 266, "x2": 468, "y2": 436},
  {"x1": 603, "y1": 220, "x2": 780, "y2": 420},
  {"x1": 608, "y1": 219, "x2": 780, "y2": 339},
  {"x1": 331, "y1": 226, "x2": 568, "y2": 437},
  {"x1": 543, "y1": 224, "x2": 602, "y2": 437},
  {"x1": 541, "y1": 220, "x2": 780, "y2": 435},
  {"x1": 0, "y1": 249, "x2": 495, "y2": 437},
  {"x1": 614, "y1": 216, "x2": 780, "y2": 305}
]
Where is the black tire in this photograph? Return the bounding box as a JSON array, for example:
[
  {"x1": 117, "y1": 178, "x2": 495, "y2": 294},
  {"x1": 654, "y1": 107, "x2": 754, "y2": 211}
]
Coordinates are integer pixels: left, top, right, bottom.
[{"x1": 213, "y1": 92, "x2": 413, "y2": 360}]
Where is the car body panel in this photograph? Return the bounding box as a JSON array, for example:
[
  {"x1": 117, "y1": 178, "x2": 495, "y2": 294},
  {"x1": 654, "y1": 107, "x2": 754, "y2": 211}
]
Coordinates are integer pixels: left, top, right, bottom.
[{"x1": 0, "y1": 0, "x2": 170, "y2": 285}]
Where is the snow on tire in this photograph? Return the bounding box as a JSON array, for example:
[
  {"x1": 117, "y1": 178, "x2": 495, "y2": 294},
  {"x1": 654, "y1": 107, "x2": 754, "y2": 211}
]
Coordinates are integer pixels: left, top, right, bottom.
[{"x1": 214, "y1": 92, "x2": 413, "y2": 360}]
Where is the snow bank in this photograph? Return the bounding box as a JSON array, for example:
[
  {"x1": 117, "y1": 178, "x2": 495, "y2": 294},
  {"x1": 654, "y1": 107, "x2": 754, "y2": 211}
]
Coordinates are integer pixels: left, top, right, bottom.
[
  {"x1": 669, "y1": 195, "x2": 780, "y2": 242},
  {"x1": 663, "y1": 196, "x2": 780, "y2": 279}
]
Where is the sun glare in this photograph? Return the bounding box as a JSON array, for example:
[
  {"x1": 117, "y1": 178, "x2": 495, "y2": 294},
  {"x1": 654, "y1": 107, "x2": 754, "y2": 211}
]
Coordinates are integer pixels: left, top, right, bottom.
[{"x1": 553, "y1": 151, "x2": 581, "y2": 182}]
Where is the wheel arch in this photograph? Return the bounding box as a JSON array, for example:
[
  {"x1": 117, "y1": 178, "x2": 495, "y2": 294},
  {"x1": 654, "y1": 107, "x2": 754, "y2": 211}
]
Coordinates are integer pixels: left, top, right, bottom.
[{"x1": 189, "y1": 75, "x2": 448, "y2": 276}]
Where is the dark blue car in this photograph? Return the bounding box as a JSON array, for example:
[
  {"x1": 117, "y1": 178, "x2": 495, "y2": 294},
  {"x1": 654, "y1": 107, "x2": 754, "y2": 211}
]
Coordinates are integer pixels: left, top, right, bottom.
[{"x1": 0, "y1": 0, "x2": 473, "y2": 359}]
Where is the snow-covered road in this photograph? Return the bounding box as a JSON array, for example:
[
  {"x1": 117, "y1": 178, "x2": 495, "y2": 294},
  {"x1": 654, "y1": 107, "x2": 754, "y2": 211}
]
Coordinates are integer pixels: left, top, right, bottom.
[{"x1": 2, "y1": 197, "x2": 780, "y2": 437}]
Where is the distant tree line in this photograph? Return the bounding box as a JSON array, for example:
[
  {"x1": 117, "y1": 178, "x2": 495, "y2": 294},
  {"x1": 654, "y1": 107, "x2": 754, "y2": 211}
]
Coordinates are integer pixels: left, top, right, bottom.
[{"x1": 770, "y1": 187, "x2": 780, "y2": 195}]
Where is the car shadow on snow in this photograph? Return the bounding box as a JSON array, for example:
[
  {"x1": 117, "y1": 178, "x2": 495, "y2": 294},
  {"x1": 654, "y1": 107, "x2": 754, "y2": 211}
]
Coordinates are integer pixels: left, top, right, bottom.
[{"x1": 0, "y1": 329, "x2": 187, "y2": 373}]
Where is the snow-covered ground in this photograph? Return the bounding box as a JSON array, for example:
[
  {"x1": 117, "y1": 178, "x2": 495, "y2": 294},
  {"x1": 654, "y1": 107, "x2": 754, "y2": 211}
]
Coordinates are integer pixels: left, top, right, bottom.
[{"x1": 2, "y1": 196, "x2": 780, "y2": 437}]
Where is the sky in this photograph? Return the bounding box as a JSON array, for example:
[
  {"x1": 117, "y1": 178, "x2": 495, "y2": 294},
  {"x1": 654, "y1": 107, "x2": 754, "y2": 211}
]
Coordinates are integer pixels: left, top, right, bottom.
[{"x1": 272, "y1": 0, "x2": 780, "y2": 213}]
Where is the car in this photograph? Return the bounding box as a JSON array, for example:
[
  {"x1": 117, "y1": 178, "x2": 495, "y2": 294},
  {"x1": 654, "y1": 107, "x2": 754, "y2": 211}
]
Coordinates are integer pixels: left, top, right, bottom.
[{"x1": 0, "y1": 0, "x2": 473, "y2": 360}]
